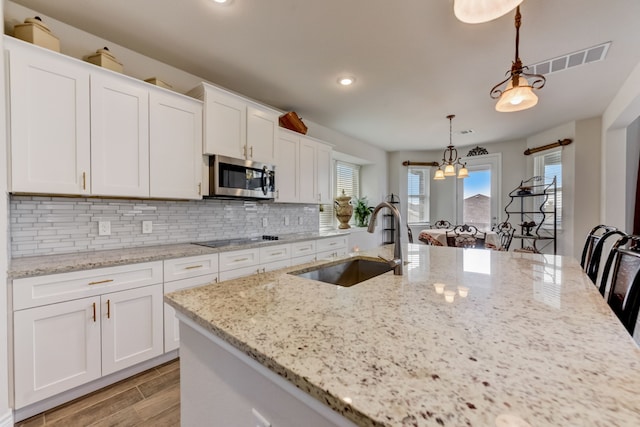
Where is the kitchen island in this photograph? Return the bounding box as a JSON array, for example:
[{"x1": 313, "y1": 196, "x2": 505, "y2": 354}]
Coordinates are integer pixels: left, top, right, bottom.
[{"x1": 164, "y1": 244, "x2": 640, "y2": 427}]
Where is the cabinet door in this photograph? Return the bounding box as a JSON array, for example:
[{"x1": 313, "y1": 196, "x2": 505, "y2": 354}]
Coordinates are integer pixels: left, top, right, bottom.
[
  {"x1": 247, "y1": 105, "x2": 278, "y2": 164},
  {"x1": 203, "y1": 88, "x2": 246, "y2": 158},
  {"x1": 101, "y1": 284, "x2": 164, "y2": 376},
  {"x1": 298, "y1": 137, "x2": 317, "y2": 204},
  {"x1": 8, "y1": 41, "x2": 91, "y2": 195},
  {"x1": 275, "y1": 131, "x2": 299, "y2": 202},
  {"x1": 164, "y1": 274, "x2": 218, "y2": 353},
  {"x1": 90, "y1": 72, "x2": 150, "y2": 197},
  {"x1": 316, "y1": 142, "x2": 333, "y2": 204},
  {"x1": 13, "y1": 297, "x2": 101, "y2": 408},
  {"x1": 150, "y1": 91, "x2": 203, "y2": 199}
]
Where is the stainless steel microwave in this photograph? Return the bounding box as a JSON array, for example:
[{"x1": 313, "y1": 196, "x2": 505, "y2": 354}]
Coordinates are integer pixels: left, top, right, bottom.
[{"x1": 208, "y1": 155, "x2": 276, "y2": 199}]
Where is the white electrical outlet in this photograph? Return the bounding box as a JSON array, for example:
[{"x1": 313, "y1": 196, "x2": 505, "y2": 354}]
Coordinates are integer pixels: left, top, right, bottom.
[
  {"x1": 262, "y1": 218, "x2": 268, "y2": 227},
  {"x1": 298, "y1": 217, "x2": 303, "y2": 225},
  {"x1": 142, "y1": 220, "x2": 153, "y2": 234},
  {"x1": 98, "y1": 221, "x2": 111, "y2": 236},
  {"x1": 284, "y1": 216, "x2": 289, "y2": 226}
]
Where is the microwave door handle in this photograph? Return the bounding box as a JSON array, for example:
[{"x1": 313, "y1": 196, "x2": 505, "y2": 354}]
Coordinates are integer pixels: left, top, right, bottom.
[{"x1": 262, "y1": 166, "x2": 269, "y2": 195}]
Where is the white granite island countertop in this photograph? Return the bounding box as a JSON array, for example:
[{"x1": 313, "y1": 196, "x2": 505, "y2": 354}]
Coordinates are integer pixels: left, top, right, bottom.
[{"x1": 164, "y1": 244, "x2": 640, "y2": 427}]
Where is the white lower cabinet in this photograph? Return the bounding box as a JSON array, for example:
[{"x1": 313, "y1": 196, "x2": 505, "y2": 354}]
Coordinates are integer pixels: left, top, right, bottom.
[
  {"x1": 316, "y1": 236, "x2": 348, "y2": 259},
  {"x1": 13, "y1": 297, "x2": 102, "y2": 408},
  {"x1": 163, "y1": 254, "x2": 219, "y2": 352},
  {"x1": 12, "y1": 262, "x2": 164, "y2": 409},
  {"x1": 101, "y1": 285, "x2": 164, "y2": 376}
]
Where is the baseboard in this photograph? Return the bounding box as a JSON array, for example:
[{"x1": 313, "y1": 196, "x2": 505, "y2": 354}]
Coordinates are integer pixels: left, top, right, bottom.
[{"x1": 0, "y1": 409, "x2": 14, "y2": 427}]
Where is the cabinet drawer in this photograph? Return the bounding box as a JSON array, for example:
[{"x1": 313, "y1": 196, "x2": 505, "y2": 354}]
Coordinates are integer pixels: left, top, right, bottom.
[
  {"x1": 164, "y1": 254, "x2": 219, "y2": 282},
  {"x1": 219, "y1": 265, "x2": 261, "y2": 282},
  {"x1": 317, "y1": 248, "x2": 348, "y2": 260},
  {"x1": 219, "y1": 248, "x2": 260, "y2": 272},
  {"x1": 258, "y1": 259, "x2": 291, "y2": 273},
  {"x1": 291, "y1": 240, "x2": 316, "y2": 258},
  {"x1": 316, "y1": 236, "x2": 347, "y2": 253},
  {"x1": 259, "y1": 244, "x2": 291, "y2": 264},
  {"x1": 13, "y1": 261, "x2": 163, "y2": 310},
  {"x1": 291, "y1": 253, "x2": 317, "y2": 266}
]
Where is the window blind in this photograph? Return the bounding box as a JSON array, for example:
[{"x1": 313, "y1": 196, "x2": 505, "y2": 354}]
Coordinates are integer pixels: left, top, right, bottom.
[
  {"x1": 319, "y1": 160, "x2": 360, "y2": 229},
  {"x1": 534, "y1": 150, "x2": 562, "y2": 227},
  {"x1": 407, "y1": 166, "x2": 430, "y2": 224}
]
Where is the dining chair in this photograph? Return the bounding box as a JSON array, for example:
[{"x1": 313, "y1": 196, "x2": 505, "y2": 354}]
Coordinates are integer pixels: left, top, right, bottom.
[
  {"x1": 580, "y1": 224, "x2": 618, "y2": 270},
  {"x1": 490, "y1": 221, "x2": 515, "y2": 251},
  {"x1": 407, "y1": 225, "x2": 414, "y2": 243},
  {"x1": 446, "y1": 224, "x2": 482, "y2": 248},
  {"x1": 431, "y1": 220, "x2": 452, "y2": 229},
  {"x1": 598, "y1": 235, "x2": 640, "y2": 336},
  {"x1": 585, "y1": 230, "x2": 628, "y2": 285}
]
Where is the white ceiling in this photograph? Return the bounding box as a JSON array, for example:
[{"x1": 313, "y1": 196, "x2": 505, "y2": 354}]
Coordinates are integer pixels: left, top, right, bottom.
[{"x1": 10, "y1": 0, "x2": 640, "y2": 151}]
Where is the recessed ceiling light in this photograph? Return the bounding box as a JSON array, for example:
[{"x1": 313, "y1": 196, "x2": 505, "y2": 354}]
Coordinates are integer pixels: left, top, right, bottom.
[
  {"x1": 338, "y1": 76, "x2": 356, "y2": 86},
  {"x1": 212, "y1": 0, "x2": 232, "y2": 4}
]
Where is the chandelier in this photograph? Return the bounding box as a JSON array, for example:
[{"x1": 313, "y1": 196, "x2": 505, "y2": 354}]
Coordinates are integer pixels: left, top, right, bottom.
[
  {"x1": 490, "y1": 5, "x2": 546, "y2": 112},
  {"x1": 454, "y1": 0, "x2": 523, "y2": 24},
  {"x1": 434, "y1": 115, "x2": 468, "y2": 180}
]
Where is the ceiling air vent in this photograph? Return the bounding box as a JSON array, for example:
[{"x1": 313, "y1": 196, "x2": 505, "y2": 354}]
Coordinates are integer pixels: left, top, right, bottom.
[{"x1": 527, "y1": 42, "x2": 611, "y2": 76}]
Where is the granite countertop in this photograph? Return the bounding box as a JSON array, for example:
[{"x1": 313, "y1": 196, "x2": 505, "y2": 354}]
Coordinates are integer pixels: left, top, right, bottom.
[
  {"x1": 8, "y1": 230, "x2": 348, "y2": 279},
  {"x1": 165, "y1": 244, "x2": 640, "y2": 427}
]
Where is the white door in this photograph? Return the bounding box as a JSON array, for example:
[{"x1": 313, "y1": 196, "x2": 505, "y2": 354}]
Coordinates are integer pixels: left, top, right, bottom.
[
  {"x1": 101, "y1": 284, "x2": 164, "y2": 375},
  {"x1": 8, "y1": 43, "x2": 91, "y2": 195},
  {"x1": 275, "y1": 132, "x2": 299, "y2": 202},
  {"x1": 13, "y1": 297, "x2": 101, "y2": 408},
  {"x1": 456, "y1": 153, "x2": 502, "y2": 231},
  {"x1": 203, "y1": 88, "x2": 246, "y2": 158},
  {"x1": 316, "y1": 142, "x2": 333, "y2": 204},
  {"x1": 90, "y1": 72, "x2": 150, "y2": 197},
  {"x1": 150, "y1": 91, "x2": 203, "y2": 199},
  {"x1": 298, "y1": 137, "x2": 317, "y2": 204},
  {"x1": 247, "y1": 105, "x2": 278, "y2": 164}
]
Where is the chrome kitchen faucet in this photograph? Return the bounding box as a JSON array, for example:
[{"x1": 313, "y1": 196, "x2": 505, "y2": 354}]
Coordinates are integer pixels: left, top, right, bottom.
[{"x1": 368, "y1": 202, "x2": 404, "y2": 275}]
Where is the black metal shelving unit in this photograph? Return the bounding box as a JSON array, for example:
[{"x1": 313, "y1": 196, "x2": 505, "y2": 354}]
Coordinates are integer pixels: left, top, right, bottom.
[
  {"x1": 383, "y1": 194, "x2": 399, "y2": 244},
  {"x1": 504, "y1": 176, "x2": 557, "y2": 254}
]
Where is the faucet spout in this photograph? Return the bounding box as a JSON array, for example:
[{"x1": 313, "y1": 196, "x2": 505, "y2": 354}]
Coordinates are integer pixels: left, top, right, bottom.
[{"x1": 368, "y1": 201, "x2": 404, "y2": 275}]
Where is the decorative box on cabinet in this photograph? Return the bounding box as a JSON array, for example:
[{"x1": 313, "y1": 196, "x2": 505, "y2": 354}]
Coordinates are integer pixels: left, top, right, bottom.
[
  {"x1": 163, "y1": 254, "x2": 218, "y2": 352},
  {"x1": 188, "y1": 83, "x2": 279, "y2": 165},
  {"x1": 12, "y1": 262, "x2": 164, "y2": 408}
]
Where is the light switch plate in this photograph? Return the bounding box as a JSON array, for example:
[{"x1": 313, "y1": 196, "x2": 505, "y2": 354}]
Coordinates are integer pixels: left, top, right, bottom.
[
  {"x1": 262, "y1": 218, "x2": 268, "y2": 227},
  {"x1": 142, "y1": 221, "x2": 153, "y2": 234}
]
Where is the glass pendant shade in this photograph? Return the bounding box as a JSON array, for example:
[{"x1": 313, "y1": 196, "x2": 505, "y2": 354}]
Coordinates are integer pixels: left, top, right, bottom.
[
  {"x1": 434, "y1": 169, "x2": 445, "y2": 180},
  {"x1": 495, "y1": 76, "x2": 538, "y2": 112},
  {"x1": 444, "y1": 164, "x2": 456, "y2": 176},
  {"x1": 454, "y1": 0, "x2": 523, "y2": 24},
  {"x1": 457, "y1": 166, "x2": 469, "y2": 179}
]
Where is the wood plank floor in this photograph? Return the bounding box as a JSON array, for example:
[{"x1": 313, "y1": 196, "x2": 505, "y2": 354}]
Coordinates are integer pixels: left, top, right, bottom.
[{"x1": 15, "y1": 358, "x2": 180, "y2": 427}]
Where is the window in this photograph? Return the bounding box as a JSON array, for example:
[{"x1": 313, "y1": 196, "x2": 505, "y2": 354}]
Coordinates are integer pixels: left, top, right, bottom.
[
  {"x1": 407, "y1": 166, "x2": 430, "y2": 224},
  {"x1": 319, "y1": 160, "x2": 360, "y2": 229},
  {"x1": 534, "y1": 150, "x2": 562, "y2": 228}
]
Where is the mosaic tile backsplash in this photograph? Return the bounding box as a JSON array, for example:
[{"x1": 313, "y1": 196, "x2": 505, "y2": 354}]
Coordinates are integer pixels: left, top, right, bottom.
[{"x1": 10, "y1": 196, "x2": 319, "y2": 258}]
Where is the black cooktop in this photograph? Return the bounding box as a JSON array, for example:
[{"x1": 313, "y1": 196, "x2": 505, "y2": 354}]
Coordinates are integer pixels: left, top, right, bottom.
[{"x1": 193, "y1": 235, "x2": 279, "y2": 249}]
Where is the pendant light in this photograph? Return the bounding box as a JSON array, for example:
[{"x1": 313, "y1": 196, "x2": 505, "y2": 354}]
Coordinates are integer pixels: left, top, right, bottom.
[
  {"x1": 454, "y1": 0, "x2": 523, "y2": 24},
  {"x1": 490, "y1": 5, "x2": 546, "y2": 112},
  {"x1": 434, "y1": 115, "x2": 468, "y2": 180}
]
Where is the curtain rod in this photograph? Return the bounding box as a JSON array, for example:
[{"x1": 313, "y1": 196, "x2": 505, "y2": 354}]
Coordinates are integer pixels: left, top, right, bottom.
[
  {"x1": 524, "y1": 138, "x2": 572, "y2": 156},
  {"x1": 402, "y1": 161, "x2": 439, "y2": 167}
]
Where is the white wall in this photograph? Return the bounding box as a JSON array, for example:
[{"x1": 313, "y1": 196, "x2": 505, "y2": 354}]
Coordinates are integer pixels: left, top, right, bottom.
[
  {"x1": 1, "y1": 0, "x2": 11, "y2": 424},
  {"x1": 602, "y1": 60, "x2": 640, "y2": 230}
]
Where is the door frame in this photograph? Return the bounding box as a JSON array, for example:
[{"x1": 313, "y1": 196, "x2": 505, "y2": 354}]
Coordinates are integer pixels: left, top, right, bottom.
[{"x1": 455, "y1": 153, "x2": 502, "y2": 228}]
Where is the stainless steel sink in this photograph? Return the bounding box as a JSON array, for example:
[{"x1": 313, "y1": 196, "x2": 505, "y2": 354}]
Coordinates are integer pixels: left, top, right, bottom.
[{"x1": 289, "y1": 258, "x2": 393, "y2": 287}]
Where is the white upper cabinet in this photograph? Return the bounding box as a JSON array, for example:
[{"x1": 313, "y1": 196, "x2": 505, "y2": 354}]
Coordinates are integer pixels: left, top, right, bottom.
[
  {"x1": 316, "y1": 141, "x2": 333, "y2": 204},
  {"x1": 247, "y1": 105, "x2": 278, "y2": 165},
  {"x1": 298, "y1": 136, "x2": 317, "y2": 204},
  {"x1": 7, "y1": 39, "x2": 91, "y2": 195},
  {"x1": 189, "y1": 83, "x2": 278, "y2": 165},
  {"x1": 275, "y1": 130, "x2": 299, "y2": 202},
  {"x1": 149, "y1": 90, "x2": 204, "y2": 199},
  {"x1": 90, "y1": 71, "x2": 150, "y2": 197}
]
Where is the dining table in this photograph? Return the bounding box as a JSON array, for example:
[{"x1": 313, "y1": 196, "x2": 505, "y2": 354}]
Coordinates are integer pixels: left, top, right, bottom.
[{"x1": 419, "y1": 228, "x2": 500, "y2": 247}]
